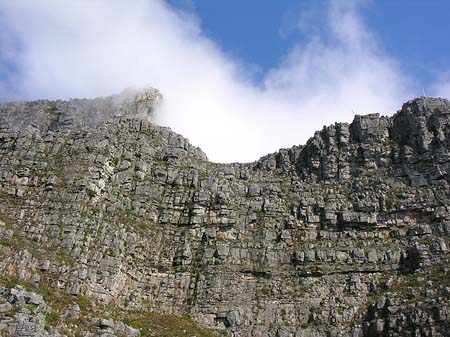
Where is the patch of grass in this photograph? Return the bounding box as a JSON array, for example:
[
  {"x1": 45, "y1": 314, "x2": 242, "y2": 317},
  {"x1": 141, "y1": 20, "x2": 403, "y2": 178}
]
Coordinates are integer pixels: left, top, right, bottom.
[
  {"x1": 123, "y1": 312, "x2": 220, "y2": 337},
  {"x1": 45, "y1": 312, "x2": 61, "y2": 327},
  {"x1": 115, "y1": 210, "x2": 157, "y2": 234},
  {"x1": 4, "y1": 308, "x2": 19, "y2": 317},
  {"x1": 0, "y1": 235, "x2": 32, "y2": 251},
  {"x1": 300, "y1": 322, "x2": 310, "y2": 329},
  {"x1": 0, "y1": 212, "x2": 14, "y2": 229},
  {"x1": 77, "y1": 296, "x2": 91, "y2": 310},
  {"x1": 385, "y1": 196, "x2": 394, "y2": 209},
  {"x1": 309, "y1": 306, "x2": 321, "y2": 314},
  {"x1": 2, "y1": 279, "x2": 53, "y2": 302},
  {"x1": 25, "y1": 303, "x2": 37, "y2": 311},
  {"x1": 86, "y1": 189, "x2": 97, "y2": 198},
  {"x1": 260, "y1": 286, "x2": 271, "y2": 296}
]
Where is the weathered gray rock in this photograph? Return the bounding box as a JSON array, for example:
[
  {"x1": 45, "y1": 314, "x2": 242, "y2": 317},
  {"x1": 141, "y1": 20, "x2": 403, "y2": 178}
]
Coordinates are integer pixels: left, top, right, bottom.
[
  {"x1": 0, "y1": 92, "x2": 449, "y2": 337},
  {"x1": 0, "y1": 302, "x2": 12, "y2": 313},
  {"x1": 0, "y1": 87, "x2": 162, "y2": 136}
]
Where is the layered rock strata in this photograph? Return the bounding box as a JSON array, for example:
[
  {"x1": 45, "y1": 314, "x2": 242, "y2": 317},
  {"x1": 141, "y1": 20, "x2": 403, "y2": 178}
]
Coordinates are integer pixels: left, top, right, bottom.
[{"x1": 0, "y1": 91, "x2": 449, "y2": 337}]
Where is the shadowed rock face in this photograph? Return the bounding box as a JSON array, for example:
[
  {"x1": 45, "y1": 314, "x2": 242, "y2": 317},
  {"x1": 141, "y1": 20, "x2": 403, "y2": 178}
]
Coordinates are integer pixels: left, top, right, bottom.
[{"x1": 0, "y1": 92, "x2": 449, "y2": 337}]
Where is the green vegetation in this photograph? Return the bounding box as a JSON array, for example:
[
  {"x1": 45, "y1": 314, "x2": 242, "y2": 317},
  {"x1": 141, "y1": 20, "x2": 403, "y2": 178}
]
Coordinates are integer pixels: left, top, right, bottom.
[
  {"x1": 299, "y1": 322, "x2": 310, "y2": 329},
  {"x1": 45, "y1": 312, "x2": 61, "y2": 327},
  {"x1": 115, "y1": 209, "x2": 157, "y2": 234},
  {"x1": 2, "y1": 279, "x2": 52, "y2": 302},
  {"x1": 86, "y1": 189, "x2": 97, "y2": 198},
  {"x1": 0, "y1": 275, "x2": 221, "y2": 337},
  {"x1": 260, "y1": 286, "x2": 271, "y2": 296},
  {"x1": 384, "y1": 196, "x2": 394, "y2": 209},
  {"x1": 123, "y1": 312, "x2": 221, "y2": 337}
]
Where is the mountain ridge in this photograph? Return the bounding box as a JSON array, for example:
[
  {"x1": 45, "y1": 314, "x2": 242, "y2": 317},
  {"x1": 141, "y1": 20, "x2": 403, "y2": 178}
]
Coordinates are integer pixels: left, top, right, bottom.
[{"x1": 0, "y1": 90, "x2": 449, "y2": 337}]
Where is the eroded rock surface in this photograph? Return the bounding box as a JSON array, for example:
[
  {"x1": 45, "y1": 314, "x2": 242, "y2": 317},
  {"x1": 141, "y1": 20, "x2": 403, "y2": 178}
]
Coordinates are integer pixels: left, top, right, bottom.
[
  {"x1": 0, "y1": 87, "x2": 162, "y2": 135},
  {"x1": 0, "y1": 93, "x2": 449, "y2": 337}
]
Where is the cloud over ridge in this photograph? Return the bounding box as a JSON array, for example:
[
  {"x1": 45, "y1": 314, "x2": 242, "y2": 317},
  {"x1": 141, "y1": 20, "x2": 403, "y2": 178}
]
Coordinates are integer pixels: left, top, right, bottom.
[{"x1": 0, "y1": 0, "x2": 414, "y2": 162}]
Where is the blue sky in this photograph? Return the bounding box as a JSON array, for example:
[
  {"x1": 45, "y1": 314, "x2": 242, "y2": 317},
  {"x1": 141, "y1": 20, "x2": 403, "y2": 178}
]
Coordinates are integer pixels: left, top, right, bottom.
[
  {"x1": 0, "y1": 0, "x2": 449, "y2": 162},
  {"x1": 168, "y1": 0, "x2": 450, "y2": 94}
]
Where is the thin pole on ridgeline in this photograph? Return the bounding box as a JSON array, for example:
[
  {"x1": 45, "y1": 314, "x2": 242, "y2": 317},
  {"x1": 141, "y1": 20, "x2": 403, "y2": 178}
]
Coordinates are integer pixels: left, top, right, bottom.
[{"x1": 422, "y1": 88, "x2": 426, "y2": 97}]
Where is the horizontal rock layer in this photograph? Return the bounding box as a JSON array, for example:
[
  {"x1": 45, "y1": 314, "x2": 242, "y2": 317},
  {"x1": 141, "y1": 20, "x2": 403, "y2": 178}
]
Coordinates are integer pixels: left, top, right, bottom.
[{"x1": 0, "y1": 92, "x2": 449, "y2": 337}]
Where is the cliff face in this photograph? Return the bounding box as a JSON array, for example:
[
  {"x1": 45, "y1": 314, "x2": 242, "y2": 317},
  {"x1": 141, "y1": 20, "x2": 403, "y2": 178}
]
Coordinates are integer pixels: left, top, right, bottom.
[
  {"x1": 0, "y1": 90, "x2": 449, "y2": 337},
  {"x1": 0, "y1": 88, "x2": 162, "y2": 135}
]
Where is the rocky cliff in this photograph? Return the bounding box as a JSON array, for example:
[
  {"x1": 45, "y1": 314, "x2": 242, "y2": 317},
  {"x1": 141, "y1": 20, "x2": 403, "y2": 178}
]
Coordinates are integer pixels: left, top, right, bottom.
[{"x1": 0, "y1": 90, "x2": 449, "y2": 337}]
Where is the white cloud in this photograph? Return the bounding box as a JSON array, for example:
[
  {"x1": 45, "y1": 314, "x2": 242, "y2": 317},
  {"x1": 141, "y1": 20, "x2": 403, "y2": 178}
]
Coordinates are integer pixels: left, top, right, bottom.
[{"x1": 0, "y1": 0, "x2": 414, "y2": 162}]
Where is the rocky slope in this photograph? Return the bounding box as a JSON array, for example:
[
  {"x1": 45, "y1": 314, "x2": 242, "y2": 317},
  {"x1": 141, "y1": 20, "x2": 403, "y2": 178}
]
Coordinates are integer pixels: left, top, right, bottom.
[{"x1": 0, "y1": 89, "x2": 449, "y2": 337}]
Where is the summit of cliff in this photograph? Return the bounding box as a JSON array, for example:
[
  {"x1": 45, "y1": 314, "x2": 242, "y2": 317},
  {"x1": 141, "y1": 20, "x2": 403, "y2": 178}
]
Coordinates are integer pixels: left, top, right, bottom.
[{"x1": 0, "y1": 87, "x2": 162, "y2": 135}]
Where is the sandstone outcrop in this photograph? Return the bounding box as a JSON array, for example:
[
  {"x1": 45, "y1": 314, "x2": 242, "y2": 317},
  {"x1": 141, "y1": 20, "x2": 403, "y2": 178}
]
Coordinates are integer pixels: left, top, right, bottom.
[{"x1": 0, "y1": 90, "x2": 449, "y2": 336}]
